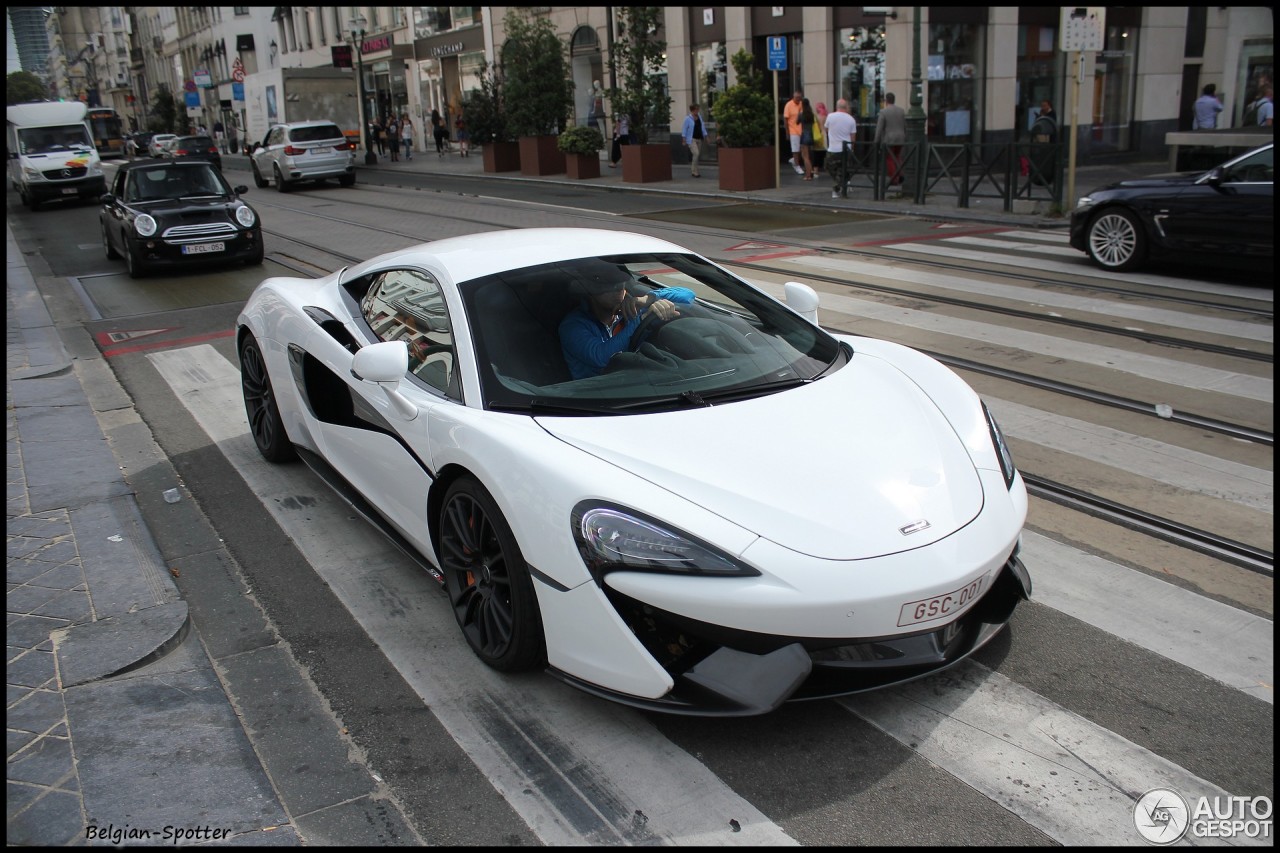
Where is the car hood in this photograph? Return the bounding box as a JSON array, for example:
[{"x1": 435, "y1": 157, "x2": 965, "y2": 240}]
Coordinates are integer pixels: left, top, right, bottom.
[
  {"x1": 539, "y1": 353, "x2": 985, "y2": 561},
  {"x1": 132, "y1": 197, "x2": 236, "y2": 212},
  {"x1": 1090, "y1": 171, "x2": 1203, "y2": 192}
]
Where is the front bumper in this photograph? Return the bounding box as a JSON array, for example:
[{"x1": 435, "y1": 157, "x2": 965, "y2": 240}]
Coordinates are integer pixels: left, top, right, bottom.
[
  {"x1": 548, "y1": 554, "x2": 1031, "y2": 716},
  {"x1": 29, "y1": 174, "x2": 106, "y2": 203},
  {"x1": 127, "y1": 228, "x2": 262, "y2": 268}
]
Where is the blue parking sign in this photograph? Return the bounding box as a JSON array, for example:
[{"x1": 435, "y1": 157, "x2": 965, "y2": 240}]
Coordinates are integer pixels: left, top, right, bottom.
[{"x1": 767, "y1": 36, "x2": 787, "y2": 71}]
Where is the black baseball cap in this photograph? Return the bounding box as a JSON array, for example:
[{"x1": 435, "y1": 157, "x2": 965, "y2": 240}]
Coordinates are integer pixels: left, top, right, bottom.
[{"x1": 576, "y1": 259, "x2": 631, "y2": 294}]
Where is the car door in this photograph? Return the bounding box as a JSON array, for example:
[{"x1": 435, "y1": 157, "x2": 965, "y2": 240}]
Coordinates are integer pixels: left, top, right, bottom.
[
  {"x1": 252, "y1": 127, "x2": 279, "y2": 173},
  {"x1": 1160, "y1": 146, "x2": 1273, "y2": 255},
  {"x1": 300, "y1": 266, "x2": 461, "y2": 556}
]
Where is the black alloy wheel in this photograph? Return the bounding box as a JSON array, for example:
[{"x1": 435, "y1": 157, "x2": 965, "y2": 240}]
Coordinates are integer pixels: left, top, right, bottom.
[
  {"x1": 238, "y1": 332, "x2": 297, "y2": 463},
  {"x1": 274, "y1": 165, "x2": 291, "y2": 193},
  {"x1": 124, "y1": 241, "x2": 146, "y2": 278},
  {"x1": 251, "y1": 161, "x2": 267, "y2": 188},
  {"x1": 438, "y1": 477, "x2": 544, "y2": 672}
]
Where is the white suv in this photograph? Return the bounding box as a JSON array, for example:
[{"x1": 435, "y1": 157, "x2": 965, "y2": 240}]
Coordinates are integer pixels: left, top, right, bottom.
[{"x1": 249, "y1": 121, "x2": 356, "y2": 192}]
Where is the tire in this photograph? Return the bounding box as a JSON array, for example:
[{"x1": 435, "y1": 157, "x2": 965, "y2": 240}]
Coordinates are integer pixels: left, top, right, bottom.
[
  {"x1": 102, "y1": 222, "x2": 121, "y2": 259},
  {"x1": 246, "y1": 245, "x2": 265, "y2": 266},
  {"x1": 24, "y1": 190, "x2": 40, "y2": 212},
  {"x1": 274, "y1": 165, "x2": 291, "y2": 193},
  {"x1": 339, "y1": 174, "x2": 355, "y2": 187},
  {"x1": 438, "y1": 477, "x2": 544, "y2": 671},
  {"x1": 1086, "y1": 207, "x2": 1147, "y2": 272},
  {"x1": 251, "y1": 161, "x2": 267, "y2": 188},
  {"x1": 238, "y1": 332, "x2": 297, "y2": 463},
  {"x1": 124, "y1": 242, "x2": 146, "y2": 278}
]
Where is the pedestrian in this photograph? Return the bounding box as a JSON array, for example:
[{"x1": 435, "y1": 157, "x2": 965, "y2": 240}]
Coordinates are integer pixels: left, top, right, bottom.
[
  {"x1": 431, "y1": 109, "x2": 447, "y2": 156},
  {"x1": 798, "y1": 98, "x2": 816, "y2": 180},
  {"x1": 1030, "y1": 100, "x2": 1057, "y2": 187},
  {"x1": 212, "y1": 119, "x2": 224, "y2": 146},
  {"x1": 455, "y1": 114, "x2": 470, "y2": 157},
  {"x1": 609, "y1": 112, "x2": 631, "y2": 167},
  {"x1": 227, "y1": 121, "x2": 238, "y2": 154},
  {"x1": 372, "y1": 117, "x2": 386, "y2": 156},
  {"x1": 400, "y1": 114, "x2": 414, "y2": 160},
  {"x1": 198, "y1": 123, "x2": 208, "y2": 137},
  {"x1": 783, "y1": 90, "x2": 805, "y2": 175},
  {"x1": 823, "y1": 98, "x2": 858, "y2": 199},
  {"x1": 874, "y1": 92, "x2": 907, "y2": 186},
  {"x1": 1193, "y1": 83, "x2": 1223, "y2": 129},
  {"x1": 681, "y1": 103, "x2": 706, "y2": 178},
  {"x1": 813, "y1": 102, "x2": 829, "y2": 171},
  {"x1": 388, "y1": 115, "x2": 400, "y2": 161},
  {"x1": 1256, "y1": 85, "x2": 1274, "y2": 126}
]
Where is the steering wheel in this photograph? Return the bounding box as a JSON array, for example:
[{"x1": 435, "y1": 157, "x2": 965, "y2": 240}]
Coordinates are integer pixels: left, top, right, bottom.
[{"x1": 629, "y1": 309, "x2": 675, "y2": 352}]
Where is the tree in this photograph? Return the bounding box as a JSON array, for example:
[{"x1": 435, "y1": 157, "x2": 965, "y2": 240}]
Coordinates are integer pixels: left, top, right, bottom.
[
  {"x1": 606, "y1": 7, "x2": 671, "y2": 145},
  {"x1": 462, "y1": 60, "x2": 512, "y2": 144},
  {"x1": 6, "y1": 71, "x2": 48, "y2": 105},
  {"x1": 500, "y1": 9, "x2": 574, "y2": 137},
  {"x1": 712, "y1": 49, "x2": 774, "y2": 148},
  {"x1": 149, "y1": 85, "x2": 178, "y2": 134}
]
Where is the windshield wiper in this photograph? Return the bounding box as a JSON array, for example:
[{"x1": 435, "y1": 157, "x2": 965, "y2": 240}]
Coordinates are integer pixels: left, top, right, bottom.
[{"x1": 488, "y1": 399, "x2": 622, "y2": 416}]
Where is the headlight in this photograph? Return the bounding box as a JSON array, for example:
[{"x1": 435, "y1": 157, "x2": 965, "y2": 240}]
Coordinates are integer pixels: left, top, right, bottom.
[
  {"x1": 134, "y1": 214, "x2": 157, "y2": 237},
  {"x1": 235, "y1": 205, "x2": 256, "y2": 227},
  {"x1": 571, "y1": 502, "x2": 759, "y2": 582},
  {"x1": 1075, "y1": 195, "x2": 1094, "y2": 209},
  {"x1": 982, "y1": 401, "x2": 1017, "y2": 489}
]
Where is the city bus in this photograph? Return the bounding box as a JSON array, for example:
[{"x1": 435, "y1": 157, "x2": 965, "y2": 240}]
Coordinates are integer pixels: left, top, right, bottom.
[{"x1": 85, "y1": 107, "x2": 125, "y2": 158}]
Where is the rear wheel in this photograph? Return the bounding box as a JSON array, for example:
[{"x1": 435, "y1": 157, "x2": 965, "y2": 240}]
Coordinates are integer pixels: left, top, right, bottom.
[
  {"x1": 251, "y1": 161, "x2": 267, "y2": 188},
  {"x1": 273, "y1": 165, "x2": 291, "y2": 193},
  {"x1": 1086, "y1": 208, "x2": 1147, "y2": 272},
  {"x1": 438, "y1": 477, "x2": 544, "y2": 671},
  {"x1": 239, "y1": 332, "x2": 296, "y2": 463},
  {"x1": 339, "y1": 174, "x2": 355, "y2": 187}
]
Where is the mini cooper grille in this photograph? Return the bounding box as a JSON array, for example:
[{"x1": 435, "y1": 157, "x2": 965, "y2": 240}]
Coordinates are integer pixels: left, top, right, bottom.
[
  {"x1": 162, "y1": 222, "x2": 237, "y2": 241},
  {"x1": 44, "y1": 166, "x2": 87, "y2": 180}
]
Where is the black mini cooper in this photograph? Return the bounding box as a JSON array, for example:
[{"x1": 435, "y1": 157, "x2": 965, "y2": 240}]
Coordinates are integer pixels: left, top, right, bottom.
[{"x1": 100, "y1": 159, "x2": 263, "y2": 278}]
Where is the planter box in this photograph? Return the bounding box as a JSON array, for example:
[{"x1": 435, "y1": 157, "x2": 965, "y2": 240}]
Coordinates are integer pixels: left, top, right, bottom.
[
  {"x1": 482, "y1": 141, "x2": 521, "y2": 173},
  {"x1": 621, "y1": 143, "x2": 672, "y2": 183},
  {"x1": 519, "y1": 135, "x2": 566, "y2": 176},
  {"x1": 564, "y1": 152, "x2": 601, "y2": 179},
  {"x1": 718, "y1": 146, "x2": 776, "y2": 192}
]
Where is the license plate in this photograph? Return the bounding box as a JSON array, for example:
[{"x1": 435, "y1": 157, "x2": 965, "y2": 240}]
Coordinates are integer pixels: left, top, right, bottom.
[
  {"x1": 898, "y1": 577, "x2": 985, "y2": 627},
  {"x1": 62, "y1": 188, "x2": 77, "y2": 195},
  {"x1": 309, "y1": 146, "x2": 329, "y2": 154},
  {"x1": 181, "y1": 242, "x2": 225, "y2": 255}
]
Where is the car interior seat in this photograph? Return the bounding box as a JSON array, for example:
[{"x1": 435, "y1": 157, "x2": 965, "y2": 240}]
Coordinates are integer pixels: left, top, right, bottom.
[{"x1": 473, "y1": 273, "x2": 580, "y2": 387}]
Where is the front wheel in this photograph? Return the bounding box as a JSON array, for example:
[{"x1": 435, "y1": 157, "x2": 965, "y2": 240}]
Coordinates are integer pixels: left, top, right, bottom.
[
  {"x1": 239, "y1": 332, "x2": 297, "y2": 463},
  {"x1": 438, "y1": 477, "x2": 544, "y2": 671},
  {"x1": 102, "y1": 222, "x2": 121, "y2": 259},
  {"x1": 339, "y1": 174, "x2": 355, "y2": 187},
  {"x1": 1086, "y1": 208, "x2": 1147, "y2": 272}
]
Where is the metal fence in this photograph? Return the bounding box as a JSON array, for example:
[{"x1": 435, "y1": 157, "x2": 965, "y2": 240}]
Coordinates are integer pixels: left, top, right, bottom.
[{"x1": 829, "y1": 140, "x2": 1065, "y2": 211}]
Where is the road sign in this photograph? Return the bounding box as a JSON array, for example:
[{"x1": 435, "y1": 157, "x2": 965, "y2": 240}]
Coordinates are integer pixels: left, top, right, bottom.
[
  {"x1": 183, "y1": 79, "x2": 197, "y2": 93},
  {"x1": 767, "y1": 36, "x2": 787, "y2": 72},
  {"x1": 232, "y1": 57, "x2": 245, "y2": 82},
  {"x1": 1061, "y1": 7, "x2": 1106, "y2": 52}
]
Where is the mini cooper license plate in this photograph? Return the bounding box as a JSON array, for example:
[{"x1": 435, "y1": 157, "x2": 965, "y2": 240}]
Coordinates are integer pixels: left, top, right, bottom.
[
  {"x1": 62, "y1": 188, "x2": 77, "y2": 195},
  {"x1": 182, "y1": 242, "x2": 225, "y2": 255},
  {"x1": 898, "y1": 577, "x2": 985, "y2": 627}
]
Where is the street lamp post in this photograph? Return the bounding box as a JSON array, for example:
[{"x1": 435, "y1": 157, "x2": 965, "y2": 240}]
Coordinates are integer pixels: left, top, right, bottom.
[
  {"x1": 904, "y1": 7, "x2": 926, "y2": 202},
  {"x1": 349, "y1": 16, "x2": 377, "y2": 165}
]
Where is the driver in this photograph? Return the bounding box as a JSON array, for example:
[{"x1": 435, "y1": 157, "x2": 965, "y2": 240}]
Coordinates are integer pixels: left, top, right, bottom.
[{"x1": 559, "y1": 259, "x2": 695, "y2": 379}]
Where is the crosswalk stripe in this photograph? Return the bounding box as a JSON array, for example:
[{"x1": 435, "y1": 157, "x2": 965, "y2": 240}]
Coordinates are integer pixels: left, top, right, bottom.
[
  {"x1": 784, "y1": 255, "x2": 1274, "y2": 342},
  {"x1": 146, "y1": 344, "x2": 797, "y2": 847},
  {"x1": 939, "y1": 235, "x2": 1085, "y2": 257},
  {"x1": 995, "y1": 230, "x2": 1073, "y2": 244},
  {"x1": 746, "y1": 281, "x2": 1273, "y2": 402}
]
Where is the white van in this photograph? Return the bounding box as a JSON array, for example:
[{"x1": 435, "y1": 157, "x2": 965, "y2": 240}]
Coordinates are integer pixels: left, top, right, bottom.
[{"x1": 6, "y1": 101, "x2": 107, "y2": 211}]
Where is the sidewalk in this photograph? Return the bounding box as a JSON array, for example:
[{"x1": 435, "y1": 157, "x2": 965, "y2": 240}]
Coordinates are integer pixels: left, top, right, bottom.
[
  {"x1": 7, "y1": 143, "x2": 1170, "y2": 845},
  {"x1": 355, "y1": 140, "x2": 1172, "y2": 227}
]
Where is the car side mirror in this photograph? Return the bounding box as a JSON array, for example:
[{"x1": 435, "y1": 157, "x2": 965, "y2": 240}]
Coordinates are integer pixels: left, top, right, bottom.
[
  {"x1": 783, "y1": 281, "x2": 821, "y2": 326},
  {"x1": 1205, "y1": 166, "x2": 1225, "y2": 187},
  {"x1": 235, "y1": 185, "x2": 249, "y2": 194},
  {"x1": 100, "y1": 193, "x2": 114, "y2": 204},
  {"x1": 351, "y1": 340, "x2": 418, "y2": 420}
]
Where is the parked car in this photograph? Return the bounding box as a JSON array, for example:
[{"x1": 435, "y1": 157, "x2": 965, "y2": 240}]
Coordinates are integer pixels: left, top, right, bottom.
[
  {"x1": 1070, "y1": 142, "x2": 1273, "y2": 272},
  {"x1": 100, "y1": 159, "x2": 263, "y2": 278},
  {"x1": 167, "y1": 134, "x2": 222, "y2": 170},
  {"x1": 236, "y1": 227, "x2": 1031, "y2": 716},
  {"x1": 147, "y1": 133, "x2": 177, "y2": 157},
  {"x1": 128, "y1": 131, "x2": 156, "y2": 158},
  {"x1": 249, "y1": 120, "x2": 356, "y2": 192}
]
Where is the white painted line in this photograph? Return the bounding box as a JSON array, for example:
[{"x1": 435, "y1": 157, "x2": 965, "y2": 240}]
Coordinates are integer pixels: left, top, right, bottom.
[
  {"x1": 785, "y1": 254, "x2": 1274, "y2": 342},
  {"x1": 941, "y1": 235, "x2": 1084, "y2": 257},
  {"x1": 1022, "y1": 531, "x2": 1273, "y2": 703},
  {"x1": 987, "y1": 398, "x2": 1273, "y2": 514},
  {"x1": 147, "y1": 344, "x2": 796, "y2": 848},
  {"x1": 748, "y1": 281, "x2": 1273, "y2": 403},
  {"x1": 997, "y1": 230, "x2": 1073, "y2": 244},
  {"x1": 840, "y1": 662, "x2": 1255, "y2": 846}
]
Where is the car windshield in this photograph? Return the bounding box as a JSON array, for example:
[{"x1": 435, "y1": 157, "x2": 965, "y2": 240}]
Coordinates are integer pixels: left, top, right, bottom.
[
  {"x1": 462, "y1": 253, "x2": 845, "y2": 413},
  {"x1": 18, "y1": 125, "x2": 94, "y2": 155},
  {"x1": 289, "y1": 125, "x2": 343, "y2": 143},
  {"x1": 175, "y1": 136, "x2": 214, "y2": 150},
  {"x1": 125, "y1": 164, "x2": 230, "y2": 202}
]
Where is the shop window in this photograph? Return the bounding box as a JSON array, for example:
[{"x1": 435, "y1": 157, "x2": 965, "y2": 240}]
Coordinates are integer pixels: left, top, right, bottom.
[
  {"x1": 838, "y1": 26, "x2": 885, "y2": 125},
  {"x1": 1015, "y1": 24, "x2": 1061, "y2": 140},
  {"x1": 926, "y1": 22, "x2": 983, "y2": 142},
  {"x1": 692, "y1": 41, "x2": 727, "y2": 119},
  {"x1": 1092, "y1": 25, "x2": 1139, "y2": 153}
]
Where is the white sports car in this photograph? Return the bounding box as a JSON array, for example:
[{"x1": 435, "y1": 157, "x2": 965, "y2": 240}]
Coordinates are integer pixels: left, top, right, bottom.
[{"x1": 237, "y1": 228, "x2": 1031, "y2": 716}]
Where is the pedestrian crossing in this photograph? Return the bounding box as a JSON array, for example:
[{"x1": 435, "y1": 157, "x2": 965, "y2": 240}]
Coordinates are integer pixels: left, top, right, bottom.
[{"x1": 143, "y1": 341, "x2": 1273, "y2": 845}]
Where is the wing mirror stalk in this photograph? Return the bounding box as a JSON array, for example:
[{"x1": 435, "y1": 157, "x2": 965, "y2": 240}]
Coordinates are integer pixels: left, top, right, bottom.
[{"x1": 351, "y1": 341, "x2": 419, "y2": 420}]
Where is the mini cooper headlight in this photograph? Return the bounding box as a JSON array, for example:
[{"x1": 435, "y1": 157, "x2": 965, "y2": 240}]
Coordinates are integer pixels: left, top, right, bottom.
[
  {"x1": 982, "y1": 400, "x2": 1017, "y2": 489},
  {"x1": 235, "y1": 205, "x2": 256, "y2": 227},
  {"x1": 572, "y1": 502, "x2": 759, "y2": 582},
  {"x1": 134, "y1": 214, "x2": 157, "y2": 237}
]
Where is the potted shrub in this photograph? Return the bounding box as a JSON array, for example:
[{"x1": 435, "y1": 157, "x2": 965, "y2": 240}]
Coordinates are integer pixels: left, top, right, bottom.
[
  {"x1": 502, "y1": 9, "x2": 574, "y2": 176},
  {"x1": 463, "y1": 60, "x2": 519, "y2": 173},
  {"x1": 607, "y1": 6, "x2": 673, "y2": 183},
  {"x1": 557, "y1": 125, "x2": 604, "y2": 179},
  {"x1": 713, "y1": 48, "x2": 777, "y2": 192}
]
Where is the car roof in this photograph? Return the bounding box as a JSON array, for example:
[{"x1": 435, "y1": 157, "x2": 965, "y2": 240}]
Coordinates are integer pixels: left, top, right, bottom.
[
  {"x1": 349, "y1": 228, "x2": 691, "y2": 285},
  {"x1": 116, "y1": 157, "x2": 219, "y2": 172},
  {"x1": 272, "y1": 120, "x2": 342, "y2": 130}
]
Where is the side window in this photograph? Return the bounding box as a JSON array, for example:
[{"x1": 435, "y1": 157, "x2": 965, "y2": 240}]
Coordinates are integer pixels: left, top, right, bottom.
[
  {"x1": 112, "y1": 170, "x2": 127, "y2": 195},
  {"x1": 361, "y1": 268, "x2": 458, "y2": 398},
  {"x1": 1224, "y1": 148, "x2": 1273, "y2": 183}
]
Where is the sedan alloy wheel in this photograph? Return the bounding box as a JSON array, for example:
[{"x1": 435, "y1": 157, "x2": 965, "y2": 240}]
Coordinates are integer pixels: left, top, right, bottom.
[{"x1": 1086, "y1": 208, "x2": 1147, "y2": 271}]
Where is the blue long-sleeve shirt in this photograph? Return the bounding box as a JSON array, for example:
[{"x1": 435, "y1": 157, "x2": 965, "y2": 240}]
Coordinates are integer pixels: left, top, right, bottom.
[{"x1": 559, "y1": 287, "x2": 695, "y2": 379}]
